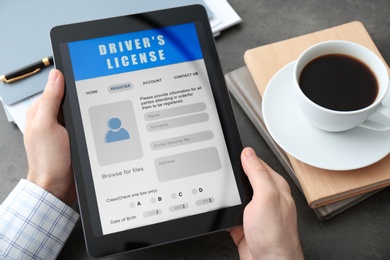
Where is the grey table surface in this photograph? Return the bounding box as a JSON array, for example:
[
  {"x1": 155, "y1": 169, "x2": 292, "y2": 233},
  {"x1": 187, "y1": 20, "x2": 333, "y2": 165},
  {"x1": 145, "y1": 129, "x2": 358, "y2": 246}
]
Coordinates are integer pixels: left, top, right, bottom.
[{"x1": 1, "y1": 0, "x2": 390, "y2": 259}]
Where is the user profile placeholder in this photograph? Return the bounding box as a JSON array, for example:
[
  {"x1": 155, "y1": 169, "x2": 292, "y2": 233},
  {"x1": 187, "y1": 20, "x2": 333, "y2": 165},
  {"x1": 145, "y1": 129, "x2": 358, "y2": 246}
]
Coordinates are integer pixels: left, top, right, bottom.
[{"x1": 89, "y1": 100, "x2": 143, "y2": 165}]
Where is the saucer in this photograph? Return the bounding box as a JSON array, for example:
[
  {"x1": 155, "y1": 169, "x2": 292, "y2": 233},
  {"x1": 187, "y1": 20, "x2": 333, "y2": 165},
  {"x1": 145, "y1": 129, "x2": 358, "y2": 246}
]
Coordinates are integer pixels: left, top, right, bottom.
[{"x1": 262, "y1": 61, "x2": 390, "y2": 171}]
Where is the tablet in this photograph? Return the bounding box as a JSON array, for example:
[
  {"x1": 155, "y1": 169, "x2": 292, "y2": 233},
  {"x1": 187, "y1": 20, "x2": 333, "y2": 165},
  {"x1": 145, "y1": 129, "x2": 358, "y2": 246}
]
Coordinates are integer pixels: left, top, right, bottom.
[{"x1": 50, "y1": 5, "x2": 251, "y2": 258}]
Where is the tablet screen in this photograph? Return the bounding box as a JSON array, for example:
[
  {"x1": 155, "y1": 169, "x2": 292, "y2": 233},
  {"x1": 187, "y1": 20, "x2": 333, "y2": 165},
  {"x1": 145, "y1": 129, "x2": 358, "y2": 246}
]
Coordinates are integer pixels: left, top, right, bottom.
[
  {"x1": 51, "y1": 5, "x2": 250, "y2": 257},
  {"x1": 66, "y1": 22, "x2": 241, "y2": 235}
]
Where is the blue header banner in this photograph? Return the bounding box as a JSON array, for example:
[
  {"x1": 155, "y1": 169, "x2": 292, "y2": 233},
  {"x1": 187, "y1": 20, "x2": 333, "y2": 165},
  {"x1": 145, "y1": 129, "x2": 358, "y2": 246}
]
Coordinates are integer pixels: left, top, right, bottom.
[{"x1": 68, "y1": 23, "x2": 203, "y2": 81}]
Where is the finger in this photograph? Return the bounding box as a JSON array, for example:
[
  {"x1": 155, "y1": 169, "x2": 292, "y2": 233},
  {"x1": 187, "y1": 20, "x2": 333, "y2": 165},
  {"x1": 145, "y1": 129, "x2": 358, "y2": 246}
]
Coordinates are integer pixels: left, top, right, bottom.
[
  {"x1": 241, "y1": 147, "x2": 276, "y2": 190},
  {"x1": 229, "y1": 226, "x2": 244, "y2": 246},
  {"x1": 258, "y1": 158, "x2": 292, "y2": 194},
  {"x1": 34, "y1": 69, "x2": 64, "y2": 124},
  {"x1": 241, "y1": 147, "x2": 290, "y2": 194}
]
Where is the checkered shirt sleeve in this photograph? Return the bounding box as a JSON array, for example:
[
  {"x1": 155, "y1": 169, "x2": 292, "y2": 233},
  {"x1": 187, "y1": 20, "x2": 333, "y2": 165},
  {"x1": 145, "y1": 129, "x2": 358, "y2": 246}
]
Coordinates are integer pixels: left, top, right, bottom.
[{"x1": 0, "y1": 179, "x2": 79, "y2": 259}]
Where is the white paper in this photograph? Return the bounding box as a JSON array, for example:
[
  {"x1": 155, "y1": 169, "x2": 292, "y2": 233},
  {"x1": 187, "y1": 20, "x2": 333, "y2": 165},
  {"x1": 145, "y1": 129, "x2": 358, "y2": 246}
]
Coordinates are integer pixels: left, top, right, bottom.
[{"x1": 5, "y1": 93, "x2": 41, "y2": 133}]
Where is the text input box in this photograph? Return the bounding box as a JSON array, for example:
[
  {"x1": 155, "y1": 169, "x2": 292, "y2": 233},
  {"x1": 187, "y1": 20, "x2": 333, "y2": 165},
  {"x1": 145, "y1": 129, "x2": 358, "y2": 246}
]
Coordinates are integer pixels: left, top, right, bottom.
[
  {"x1": 146, "y1": 113, "x2": 209, "y2": 132},
  {"x1": 144, "y1": 102, "x2": 206, "y2": 121},
  {"x1": 151, "y1": 131, "x2": 214, "y2": 150},
  {"x1": 155, "y1": 147, "x2": 221, "y2": 182}
]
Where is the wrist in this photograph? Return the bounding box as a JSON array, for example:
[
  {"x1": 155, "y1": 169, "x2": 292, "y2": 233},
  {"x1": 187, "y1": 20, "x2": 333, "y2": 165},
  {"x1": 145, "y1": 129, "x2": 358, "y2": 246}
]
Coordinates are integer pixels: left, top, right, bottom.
[
  {"x1": 27, "y1": 169, "x2": 50, "y2": 192},
  {"x1": 27, "y1": 169, "x2": 75, "y2": 206}
]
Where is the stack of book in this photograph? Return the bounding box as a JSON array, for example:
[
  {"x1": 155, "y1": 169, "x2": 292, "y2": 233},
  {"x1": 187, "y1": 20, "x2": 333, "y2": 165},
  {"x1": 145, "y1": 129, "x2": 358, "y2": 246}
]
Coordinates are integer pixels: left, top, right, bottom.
[{"x1": 226, "y1": 21, "x2": 390, "y2": 220}]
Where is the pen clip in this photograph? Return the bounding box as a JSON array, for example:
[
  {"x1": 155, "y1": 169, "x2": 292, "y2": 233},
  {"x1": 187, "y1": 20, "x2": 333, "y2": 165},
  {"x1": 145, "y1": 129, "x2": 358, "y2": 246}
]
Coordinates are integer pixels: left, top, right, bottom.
[{"x1": 2, "y1": 68, "x2": 41, "y2": 83}]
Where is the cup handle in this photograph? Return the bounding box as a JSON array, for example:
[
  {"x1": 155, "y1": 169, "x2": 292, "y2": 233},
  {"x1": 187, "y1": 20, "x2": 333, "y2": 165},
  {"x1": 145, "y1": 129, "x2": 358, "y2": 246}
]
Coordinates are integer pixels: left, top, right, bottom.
[{"x1": 360, "y1": 105, "x2": 390, "y2": 131}]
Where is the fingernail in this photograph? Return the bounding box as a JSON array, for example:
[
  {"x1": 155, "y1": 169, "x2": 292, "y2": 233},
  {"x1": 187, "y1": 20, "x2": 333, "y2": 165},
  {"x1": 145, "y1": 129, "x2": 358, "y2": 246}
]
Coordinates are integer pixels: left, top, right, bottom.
[
  {"x1": 244, "y1": 147, "x2": 256, "y2": 158},
  {"x1": 49, "y1": 69, "x2": 59, "y2": 82}
]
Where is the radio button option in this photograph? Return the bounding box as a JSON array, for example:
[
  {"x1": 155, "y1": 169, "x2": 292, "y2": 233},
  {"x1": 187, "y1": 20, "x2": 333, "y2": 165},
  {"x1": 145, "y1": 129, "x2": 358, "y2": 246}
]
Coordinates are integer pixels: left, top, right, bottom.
[{"x1": 191, "y1": 187, "x2": 204, "y2": 195}]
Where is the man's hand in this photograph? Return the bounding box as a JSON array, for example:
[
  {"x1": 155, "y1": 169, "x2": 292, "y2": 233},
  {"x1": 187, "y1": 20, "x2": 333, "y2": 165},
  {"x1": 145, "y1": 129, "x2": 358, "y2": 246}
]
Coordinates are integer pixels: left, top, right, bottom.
[
  {"x1": 24, "y1": 69, "x2": 76, "y2": 206},
  {"x1": 230, "y1": 147, "x2": 304, "y2": 259}
]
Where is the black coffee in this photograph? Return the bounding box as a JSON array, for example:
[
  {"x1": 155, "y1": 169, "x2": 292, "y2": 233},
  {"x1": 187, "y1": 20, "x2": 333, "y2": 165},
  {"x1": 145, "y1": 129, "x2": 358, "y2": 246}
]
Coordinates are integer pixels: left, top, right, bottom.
[{"x1": 299, "y1": 54, "x2": 378, "y2": 111}]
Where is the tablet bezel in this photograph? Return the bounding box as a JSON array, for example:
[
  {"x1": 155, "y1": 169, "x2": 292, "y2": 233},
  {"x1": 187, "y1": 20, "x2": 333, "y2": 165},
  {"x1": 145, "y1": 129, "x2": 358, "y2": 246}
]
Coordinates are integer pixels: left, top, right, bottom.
[{"x1": 51, "y1": 5, "x2": 251, "y2": 257}]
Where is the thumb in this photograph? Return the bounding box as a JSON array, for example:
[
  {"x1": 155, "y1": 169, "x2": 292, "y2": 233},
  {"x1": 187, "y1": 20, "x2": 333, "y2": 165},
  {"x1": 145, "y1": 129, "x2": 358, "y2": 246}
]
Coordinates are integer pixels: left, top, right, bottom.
[
  {"x1": 34, "y1": 69, "x2": 64, "y2": 124},
  {"x1": 241, "y1": 147, "x2": 277, "y2": 192}
]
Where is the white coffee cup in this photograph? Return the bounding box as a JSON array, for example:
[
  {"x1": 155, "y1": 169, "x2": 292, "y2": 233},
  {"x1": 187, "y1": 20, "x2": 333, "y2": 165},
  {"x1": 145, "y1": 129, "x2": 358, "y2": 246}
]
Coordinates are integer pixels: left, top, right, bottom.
[{"x1": 293, "y1": 40, "x2": 390, "y2": 132}]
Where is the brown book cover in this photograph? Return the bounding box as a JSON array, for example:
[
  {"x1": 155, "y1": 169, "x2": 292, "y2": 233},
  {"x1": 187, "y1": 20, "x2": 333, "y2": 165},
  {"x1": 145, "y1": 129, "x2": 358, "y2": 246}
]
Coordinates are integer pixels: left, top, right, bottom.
[{"x1": 243, "y1": 21, "x2": 390, "y2": 208}]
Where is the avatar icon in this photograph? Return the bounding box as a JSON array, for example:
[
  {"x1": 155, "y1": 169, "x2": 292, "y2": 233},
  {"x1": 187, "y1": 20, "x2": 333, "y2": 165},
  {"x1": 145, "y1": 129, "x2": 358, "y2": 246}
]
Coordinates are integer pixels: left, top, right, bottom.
[{"x1": 105, "y1": 117, "x2": 130, "y2": 143}]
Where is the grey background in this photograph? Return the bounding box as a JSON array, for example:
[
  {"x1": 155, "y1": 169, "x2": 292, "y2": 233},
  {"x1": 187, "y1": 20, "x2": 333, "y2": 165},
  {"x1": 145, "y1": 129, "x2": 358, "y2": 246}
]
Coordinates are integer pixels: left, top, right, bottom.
[
  {"x1": 1, "y1": 0, "x2": 390, "y2": 259},
  {"x1": 0, "y1": 0, "x2": 204, "y2": 104}
]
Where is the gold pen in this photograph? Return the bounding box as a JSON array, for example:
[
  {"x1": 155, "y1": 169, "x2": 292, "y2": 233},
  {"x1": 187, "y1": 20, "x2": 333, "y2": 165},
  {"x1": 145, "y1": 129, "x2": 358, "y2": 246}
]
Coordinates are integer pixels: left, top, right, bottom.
[{"x1": 0, "y1": 56, "x2": 53, "y2": 83}]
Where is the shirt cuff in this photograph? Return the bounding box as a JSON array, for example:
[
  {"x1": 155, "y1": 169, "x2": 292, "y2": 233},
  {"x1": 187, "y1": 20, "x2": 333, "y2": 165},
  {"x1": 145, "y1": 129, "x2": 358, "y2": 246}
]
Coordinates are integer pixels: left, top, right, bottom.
[{"x1": 0, "y1": 179, "x2": 80, "y2": 259}]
